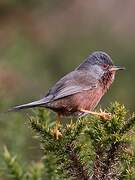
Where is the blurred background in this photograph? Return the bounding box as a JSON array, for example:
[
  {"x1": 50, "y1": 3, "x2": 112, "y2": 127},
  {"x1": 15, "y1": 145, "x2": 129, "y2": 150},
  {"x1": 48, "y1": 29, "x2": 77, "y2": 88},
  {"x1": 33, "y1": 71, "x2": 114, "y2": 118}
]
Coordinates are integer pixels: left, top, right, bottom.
[{"x1": 0, "y1": 0, "x2": 135, "y2": 176}]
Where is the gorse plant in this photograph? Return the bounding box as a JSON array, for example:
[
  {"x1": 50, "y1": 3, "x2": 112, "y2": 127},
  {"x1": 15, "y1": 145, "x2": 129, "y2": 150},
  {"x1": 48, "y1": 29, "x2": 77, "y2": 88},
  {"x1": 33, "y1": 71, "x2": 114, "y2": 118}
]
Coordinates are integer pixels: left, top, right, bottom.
[{"x1": 3, "y1": 102, "x2": 135, "y2": 180}]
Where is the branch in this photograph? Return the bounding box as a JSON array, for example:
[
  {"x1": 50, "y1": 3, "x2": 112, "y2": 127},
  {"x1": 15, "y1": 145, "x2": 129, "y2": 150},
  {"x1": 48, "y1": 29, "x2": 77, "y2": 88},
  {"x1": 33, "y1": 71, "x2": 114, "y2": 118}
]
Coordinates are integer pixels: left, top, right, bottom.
[{"x1": 65, "y1": 143, "x2": 90, "y2": 180}]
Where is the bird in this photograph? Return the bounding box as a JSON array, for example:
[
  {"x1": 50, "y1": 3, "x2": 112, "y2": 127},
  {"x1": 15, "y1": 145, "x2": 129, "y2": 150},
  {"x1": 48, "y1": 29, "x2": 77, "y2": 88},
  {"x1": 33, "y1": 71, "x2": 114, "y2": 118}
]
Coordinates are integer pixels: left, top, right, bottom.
[{"x1": 10, "y1": 51, "x2": 125, "y2": 139}]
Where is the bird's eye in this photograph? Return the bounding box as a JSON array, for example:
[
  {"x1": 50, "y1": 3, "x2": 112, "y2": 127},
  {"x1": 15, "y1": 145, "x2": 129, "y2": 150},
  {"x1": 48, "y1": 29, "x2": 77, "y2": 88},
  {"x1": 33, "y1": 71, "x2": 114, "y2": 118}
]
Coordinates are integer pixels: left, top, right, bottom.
[{"x1": 102, "y1": 64, "x2": 109, "y2": 69}]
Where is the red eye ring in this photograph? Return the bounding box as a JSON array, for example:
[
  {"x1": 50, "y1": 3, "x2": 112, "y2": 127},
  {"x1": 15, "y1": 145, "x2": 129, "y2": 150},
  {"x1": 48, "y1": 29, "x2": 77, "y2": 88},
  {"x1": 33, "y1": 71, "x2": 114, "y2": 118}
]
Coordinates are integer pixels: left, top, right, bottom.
[{"x1": 102, "y1": 64, "x2": 109, "y2": 69}]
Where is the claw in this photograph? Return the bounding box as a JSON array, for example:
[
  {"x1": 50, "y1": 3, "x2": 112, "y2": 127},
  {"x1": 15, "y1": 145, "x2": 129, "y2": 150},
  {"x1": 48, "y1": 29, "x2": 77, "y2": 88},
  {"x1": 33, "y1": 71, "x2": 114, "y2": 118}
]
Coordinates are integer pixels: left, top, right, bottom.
[
  {"x1": 99, "y1": 109, "x2": 112, "y2": 120},
  {"x1": 51, "y1": 128, "x2": 62, "y2": 140}
]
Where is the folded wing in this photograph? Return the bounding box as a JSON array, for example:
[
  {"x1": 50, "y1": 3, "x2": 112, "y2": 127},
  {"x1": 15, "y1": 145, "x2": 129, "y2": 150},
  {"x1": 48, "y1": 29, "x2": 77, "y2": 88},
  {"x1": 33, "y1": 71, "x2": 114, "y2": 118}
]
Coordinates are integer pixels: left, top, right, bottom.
[
  {"x1": 10, "y1": 70, "x2": 98, "y2": 111},
  {"x1": 45, "y1": 70, "x2": 98, "y2": 101}
]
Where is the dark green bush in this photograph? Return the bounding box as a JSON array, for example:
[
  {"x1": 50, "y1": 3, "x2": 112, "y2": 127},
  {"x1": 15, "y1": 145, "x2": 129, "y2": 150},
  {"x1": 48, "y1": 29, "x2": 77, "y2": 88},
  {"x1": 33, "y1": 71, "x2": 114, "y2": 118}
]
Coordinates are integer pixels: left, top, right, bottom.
[{"x1": 2, "y1": 102, "x2": 135, "y2": 179}]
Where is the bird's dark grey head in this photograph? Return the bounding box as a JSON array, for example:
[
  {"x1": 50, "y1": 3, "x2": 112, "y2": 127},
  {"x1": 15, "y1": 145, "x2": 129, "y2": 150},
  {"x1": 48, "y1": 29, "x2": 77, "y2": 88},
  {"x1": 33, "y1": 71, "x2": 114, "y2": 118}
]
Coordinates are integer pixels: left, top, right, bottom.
[
  {"x1": 76, "y1": 51, "x2": 124, "y2": 80},
  {"x1": 89, "y1": 51, "x2": 113, "y2": 65},
  {"x1": 77, "y1": 51, "x2": 113, "y2": 71}
]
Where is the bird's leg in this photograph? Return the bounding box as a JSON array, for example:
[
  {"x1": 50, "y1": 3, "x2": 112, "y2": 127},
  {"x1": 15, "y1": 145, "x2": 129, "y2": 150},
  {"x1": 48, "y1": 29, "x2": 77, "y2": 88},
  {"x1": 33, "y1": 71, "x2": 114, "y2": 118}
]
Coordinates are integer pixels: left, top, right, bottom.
[
  {"x1": 51, "y1": 113, "x2": 62, "y2": 139},
  {"x1": 80, "y1": 108, "x2": 112, "y2": 120}
]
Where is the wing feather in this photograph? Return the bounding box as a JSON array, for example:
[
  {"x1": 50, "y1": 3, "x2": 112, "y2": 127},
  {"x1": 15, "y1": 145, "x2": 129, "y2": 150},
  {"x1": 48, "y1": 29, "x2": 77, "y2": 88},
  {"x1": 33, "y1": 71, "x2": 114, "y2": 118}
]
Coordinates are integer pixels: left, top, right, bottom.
[{"x1": 45, "y1": 70, "x2": 98, "y2": 101}]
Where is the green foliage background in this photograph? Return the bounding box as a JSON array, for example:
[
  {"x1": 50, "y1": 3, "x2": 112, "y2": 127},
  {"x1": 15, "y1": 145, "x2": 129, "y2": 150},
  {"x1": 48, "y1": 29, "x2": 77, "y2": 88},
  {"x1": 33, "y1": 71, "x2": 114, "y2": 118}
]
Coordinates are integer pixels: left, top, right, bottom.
[{"x1": 0, "y1": 1, "x2": 135, "y2": 179}]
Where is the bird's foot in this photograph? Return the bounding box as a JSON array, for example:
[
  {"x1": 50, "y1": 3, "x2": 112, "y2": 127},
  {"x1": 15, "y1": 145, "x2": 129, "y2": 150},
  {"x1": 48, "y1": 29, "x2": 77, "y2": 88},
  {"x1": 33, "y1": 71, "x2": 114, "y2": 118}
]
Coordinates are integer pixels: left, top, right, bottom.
[
  {"x1": 51, "y1": 127, "x2": 62, "y2": 140},
  {"x1": 80, "y1": 108, "x2": 112, "y2": 120},
  {"x1": 98, "y1": 109, "x2": 112, "y2": 120}
]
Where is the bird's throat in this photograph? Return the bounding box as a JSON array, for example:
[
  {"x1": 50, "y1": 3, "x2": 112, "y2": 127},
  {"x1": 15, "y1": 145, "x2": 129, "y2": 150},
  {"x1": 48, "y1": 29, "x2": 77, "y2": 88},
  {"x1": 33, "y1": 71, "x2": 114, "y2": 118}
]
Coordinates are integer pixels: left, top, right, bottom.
[{"x1": 100, "y1": 71, "x2": 115, "y2": 91}]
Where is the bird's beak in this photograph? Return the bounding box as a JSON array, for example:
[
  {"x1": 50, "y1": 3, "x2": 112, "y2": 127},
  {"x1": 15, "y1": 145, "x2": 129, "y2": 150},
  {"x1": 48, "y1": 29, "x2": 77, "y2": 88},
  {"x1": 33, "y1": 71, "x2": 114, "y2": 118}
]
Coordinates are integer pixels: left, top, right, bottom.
[{"x1": 110, "y1": 65, "x2": 125, "y2": 71}]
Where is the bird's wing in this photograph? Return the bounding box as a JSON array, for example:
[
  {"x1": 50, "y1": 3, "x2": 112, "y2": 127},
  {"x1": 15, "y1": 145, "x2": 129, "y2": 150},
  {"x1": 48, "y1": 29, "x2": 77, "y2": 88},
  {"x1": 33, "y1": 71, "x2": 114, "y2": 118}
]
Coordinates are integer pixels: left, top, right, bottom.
[
  {"x1": 10, "y1": 70, "x2": 98, "y2": 111},
  {"x1": 45, "y1": 70, "x2": 98, "y2": 101}
]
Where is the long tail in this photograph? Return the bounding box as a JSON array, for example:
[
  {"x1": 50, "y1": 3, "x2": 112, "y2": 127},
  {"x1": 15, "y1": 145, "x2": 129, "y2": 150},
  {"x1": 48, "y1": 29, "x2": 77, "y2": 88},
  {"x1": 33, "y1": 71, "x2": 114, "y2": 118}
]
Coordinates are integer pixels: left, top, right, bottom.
[{"x1": 9, "y1": 97, "x2": 50, "y2": 112}]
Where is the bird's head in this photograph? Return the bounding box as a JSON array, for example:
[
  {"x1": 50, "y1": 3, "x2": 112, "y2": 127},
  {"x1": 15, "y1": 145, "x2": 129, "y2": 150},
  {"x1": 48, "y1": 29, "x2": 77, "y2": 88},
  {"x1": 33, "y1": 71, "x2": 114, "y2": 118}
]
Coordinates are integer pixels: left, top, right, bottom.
[{"x1": 77, "y1": 51, "x2": 125, "y2": 80}]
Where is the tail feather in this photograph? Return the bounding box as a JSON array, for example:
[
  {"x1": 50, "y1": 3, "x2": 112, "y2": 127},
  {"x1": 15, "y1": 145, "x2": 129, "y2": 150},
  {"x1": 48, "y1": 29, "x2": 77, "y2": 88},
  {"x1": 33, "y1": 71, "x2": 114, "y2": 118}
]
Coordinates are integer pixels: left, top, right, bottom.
[{"x1": 9, "y1": 97, "x2": 50, "y2": 112}]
